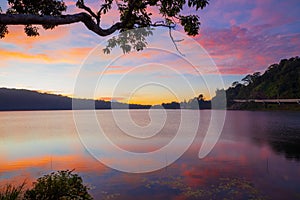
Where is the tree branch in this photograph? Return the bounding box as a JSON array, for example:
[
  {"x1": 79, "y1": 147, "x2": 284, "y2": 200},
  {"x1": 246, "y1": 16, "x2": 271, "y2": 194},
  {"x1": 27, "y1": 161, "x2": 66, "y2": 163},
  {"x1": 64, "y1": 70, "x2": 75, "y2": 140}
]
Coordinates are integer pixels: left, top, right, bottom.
[
  {"x1": 0, "y1": 13, "x2": 122, "y2": 37},
  {"x1": 151, "y1": 22, "x2": 175, "y2": 28},
  {"x1": 76, "y1": 0, "x2": 100, "y2": 25},
  {"x1": 169, "y1": 27, "x2": 185, "y2": 56}
]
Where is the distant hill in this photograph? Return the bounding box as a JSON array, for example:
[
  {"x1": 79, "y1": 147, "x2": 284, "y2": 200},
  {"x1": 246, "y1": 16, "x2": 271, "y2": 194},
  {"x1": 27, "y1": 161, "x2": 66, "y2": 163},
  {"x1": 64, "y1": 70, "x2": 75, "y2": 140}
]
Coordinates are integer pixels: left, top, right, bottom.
[
  {"x1": 3, "y1": 56, "x2": 299, "y2": 112},
  {"x1": 0, "y1": 88, "x2": 151, "y2": 111},
  {"x1": 212, "y1": 57, "x2": 300, "y2": 110}
]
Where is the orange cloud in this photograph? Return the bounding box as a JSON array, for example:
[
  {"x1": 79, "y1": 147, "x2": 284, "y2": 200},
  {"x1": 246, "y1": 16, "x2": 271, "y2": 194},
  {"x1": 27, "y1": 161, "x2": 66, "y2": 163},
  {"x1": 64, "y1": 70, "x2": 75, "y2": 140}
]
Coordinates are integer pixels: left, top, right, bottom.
[
  {"x1": 0, "y1": 48, "x2": 52, "y2": 63},
  {"x1": 2, "y1": 26, "x2": 70, "y2": 50},
  {"x1": 102, "y1": 68, "x2": 131, "y2": 75},
  {"x1": 0, "y1": 47, "x2": 93, "y2": 65},
  {"x1": 45, "y1": 47, "x2": 93, "y2": 64}
]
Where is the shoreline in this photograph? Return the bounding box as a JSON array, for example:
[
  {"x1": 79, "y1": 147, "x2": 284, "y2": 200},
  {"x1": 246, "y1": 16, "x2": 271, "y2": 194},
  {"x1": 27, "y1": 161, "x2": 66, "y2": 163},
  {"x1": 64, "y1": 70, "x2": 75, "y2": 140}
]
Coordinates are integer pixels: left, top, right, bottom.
[{"x1": 228, "y1": 102, "x2": 300, "y2": 111}]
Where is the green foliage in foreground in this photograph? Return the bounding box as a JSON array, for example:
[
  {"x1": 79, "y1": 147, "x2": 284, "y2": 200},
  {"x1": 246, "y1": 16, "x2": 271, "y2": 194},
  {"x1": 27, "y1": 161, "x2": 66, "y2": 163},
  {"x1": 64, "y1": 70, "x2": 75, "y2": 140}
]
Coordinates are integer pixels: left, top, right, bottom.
[
  {"x1": 0, "y1": 182, "x2": 25, "y2": 200},
  {"x1": 0, "y1": 170, "x2": 93, "y2": 200},
  {"x1": 24, "y1": 170, "x2": 93, "y2": 200}
]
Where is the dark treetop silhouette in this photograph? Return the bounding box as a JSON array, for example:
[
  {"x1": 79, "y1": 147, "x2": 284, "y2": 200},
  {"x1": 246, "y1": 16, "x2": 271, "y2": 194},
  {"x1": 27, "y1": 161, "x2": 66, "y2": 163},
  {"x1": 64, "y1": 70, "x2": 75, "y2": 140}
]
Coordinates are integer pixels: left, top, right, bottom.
[{"x1": 0, "y1": 0, "x2": 209, "y2": 53}]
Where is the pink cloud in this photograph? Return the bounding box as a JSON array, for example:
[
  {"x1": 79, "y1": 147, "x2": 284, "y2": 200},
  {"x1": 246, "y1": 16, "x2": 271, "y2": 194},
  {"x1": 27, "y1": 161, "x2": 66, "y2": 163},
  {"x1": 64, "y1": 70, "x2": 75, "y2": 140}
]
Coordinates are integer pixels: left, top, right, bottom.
[
  {"x1": 190, "y1": 0, "x2": 300, "y2": 74},
  {"x1": 245, "y1": 0, "x2": 298, "y2": 28},
  {"x1": 195, "y1": 25, "x2": 300, "y2": 74}
]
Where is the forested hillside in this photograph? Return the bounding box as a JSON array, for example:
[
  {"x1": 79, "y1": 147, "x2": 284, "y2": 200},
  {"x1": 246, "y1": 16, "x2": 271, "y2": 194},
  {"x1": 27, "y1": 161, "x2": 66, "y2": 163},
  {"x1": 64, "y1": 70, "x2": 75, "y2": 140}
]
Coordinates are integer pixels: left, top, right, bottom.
[{"x1": 213, "y1": 57, "x2": 300, "y2": 109}]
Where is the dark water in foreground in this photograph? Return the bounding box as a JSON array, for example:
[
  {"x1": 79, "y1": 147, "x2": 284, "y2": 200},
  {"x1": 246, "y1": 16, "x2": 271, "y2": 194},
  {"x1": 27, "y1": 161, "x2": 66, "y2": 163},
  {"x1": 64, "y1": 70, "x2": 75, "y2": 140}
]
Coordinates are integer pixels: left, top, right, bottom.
[{"x1": 0, "y1": 110, "x2": 300, "y2": 199}]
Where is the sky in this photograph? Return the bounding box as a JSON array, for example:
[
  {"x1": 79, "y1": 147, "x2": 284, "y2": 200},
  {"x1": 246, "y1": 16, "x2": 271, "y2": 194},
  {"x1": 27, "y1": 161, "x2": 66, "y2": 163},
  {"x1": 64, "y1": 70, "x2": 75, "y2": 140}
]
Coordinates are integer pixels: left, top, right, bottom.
[{"x1": 0, "y1": 0, "x2": 300, "y2": 105}]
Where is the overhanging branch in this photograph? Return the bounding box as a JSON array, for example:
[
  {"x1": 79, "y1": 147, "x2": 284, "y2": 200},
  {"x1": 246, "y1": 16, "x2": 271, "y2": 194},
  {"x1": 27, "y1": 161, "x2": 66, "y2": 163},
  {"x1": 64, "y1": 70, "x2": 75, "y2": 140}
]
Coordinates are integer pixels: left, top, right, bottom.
[
  {"x1": 0, "y1": 13, "x2": 122, "y2": 37},
  {"x1": 76, "y1": 0, "x2": 100, "y2": 25}
]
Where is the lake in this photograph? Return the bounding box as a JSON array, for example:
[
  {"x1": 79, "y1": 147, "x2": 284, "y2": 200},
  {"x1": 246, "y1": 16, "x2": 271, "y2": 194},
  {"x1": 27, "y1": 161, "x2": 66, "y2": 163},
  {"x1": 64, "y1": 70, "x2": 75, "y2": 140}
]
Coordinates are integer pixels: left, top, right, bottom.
[{"x1": 1, "y1": 110, "x2": 300, "y2": 199}]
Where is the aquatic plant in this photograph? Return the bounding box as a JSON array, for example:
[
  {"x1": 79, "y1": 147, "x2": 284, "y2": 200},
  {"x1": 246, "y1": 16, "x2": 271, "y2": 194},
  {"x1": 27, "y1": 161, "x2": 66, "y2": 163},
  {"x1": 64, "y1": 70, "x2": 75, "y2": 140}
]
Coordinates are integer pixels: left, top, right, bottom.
[{"x1": 143, "y1": 176, "x2": 268, "y2": 200}]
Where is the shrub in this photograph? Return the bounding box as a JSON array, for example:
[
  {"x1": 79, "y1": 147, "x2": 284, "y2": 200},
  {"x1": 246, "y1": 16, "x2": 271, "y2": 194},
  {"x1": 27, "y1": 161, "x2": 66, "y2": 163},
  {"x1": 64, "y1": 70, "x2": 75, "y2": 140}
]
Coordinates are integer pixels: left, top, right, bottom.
[{"x1": 24, "y1": 170, "x2": 93, "y2": 200}]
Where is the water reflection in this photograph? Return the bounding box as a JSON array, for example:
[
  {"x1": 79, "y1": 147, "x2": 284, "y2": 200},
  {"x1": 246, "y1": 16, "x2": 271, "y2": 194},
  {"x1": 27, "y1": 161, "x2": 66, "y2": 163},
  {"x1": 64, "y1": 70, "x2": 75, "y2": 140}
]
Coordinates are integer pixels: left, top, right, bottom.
[
  {"x1": 0, "y1": 110, "x2": 300, "y2": 199},
  {"x1": 269, "y1": 138, "x2": 300, "y2": 161},
  {"x1": 221, "y1": 111, "x2": 300, "y2": 161}
]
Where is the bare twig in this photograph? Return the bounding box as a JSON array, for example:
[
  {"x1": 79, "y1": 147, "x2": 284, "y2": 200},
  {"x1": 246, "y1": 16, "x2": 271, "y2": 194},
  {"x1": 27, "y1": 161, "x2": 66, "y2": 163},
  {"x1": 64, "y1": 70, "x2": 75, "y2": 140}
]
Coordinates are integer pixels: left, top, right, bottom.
[{"x1": 169, "y1": 27, "x2": 185, "y2": 56}]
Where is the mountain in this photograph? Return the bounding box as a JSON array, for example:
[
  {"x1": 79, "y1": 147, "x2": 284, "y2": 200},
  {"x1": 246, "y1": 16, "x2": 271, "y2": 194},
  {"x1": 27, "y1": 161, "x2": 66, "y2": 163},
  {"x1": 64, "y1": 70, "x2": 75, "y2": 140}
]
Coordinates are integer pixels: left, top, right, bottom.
[
  {"x1": 212, "y1": 56, "x2": 300, "y2": 110},
  {"x1": 0, "y1": 88, "x2": 151, "y2": 111}
]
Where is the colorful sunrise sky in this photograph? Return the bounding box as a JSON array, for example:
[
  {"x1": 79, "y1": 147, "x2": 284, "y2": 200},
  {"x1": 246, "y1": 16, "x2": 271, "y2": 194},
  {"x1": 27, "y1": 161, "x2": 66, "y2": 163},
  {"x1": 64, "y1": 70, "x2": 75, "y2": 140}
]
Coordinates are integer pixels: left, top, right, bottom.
[{"x1": 0, "y1": 0, "x2": 300, "y2": 105}]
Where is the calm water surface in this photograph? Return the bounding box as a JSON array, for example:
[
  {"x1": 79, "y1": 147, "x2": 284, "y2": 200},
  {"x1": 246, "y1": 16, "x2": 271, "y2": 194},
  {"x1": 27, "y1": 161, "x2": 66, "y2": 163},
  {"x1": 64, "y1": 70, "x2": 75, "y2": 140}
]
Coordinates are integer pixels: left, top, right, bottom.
[{"x1": 0, "y1": 110, "x2": 300, "y2": 199}]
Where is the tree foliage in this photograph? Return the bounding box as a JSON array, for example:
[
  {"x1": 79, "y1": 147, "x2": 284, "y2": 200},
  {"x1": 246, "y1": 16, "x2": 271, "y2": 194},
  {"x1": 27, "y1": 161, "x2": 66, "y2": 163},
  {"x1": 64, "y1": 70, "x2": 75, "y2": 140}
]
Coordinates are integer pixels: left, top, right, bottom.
[
  {"x1": 215, "y1": 56, "x2": 300, "y2": 107},
  {"x1": 24, "y1": 170, "x2": 93, "y2": 200},
  {"x1": 3, "y1": 0, "x2": 67, "y2": 36},
  {"x1": 0, "y1": 0, "x2": 209, "y2": 53}
]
